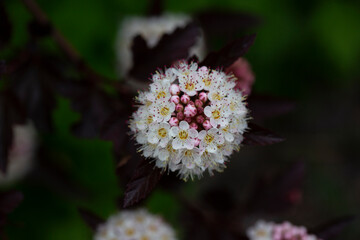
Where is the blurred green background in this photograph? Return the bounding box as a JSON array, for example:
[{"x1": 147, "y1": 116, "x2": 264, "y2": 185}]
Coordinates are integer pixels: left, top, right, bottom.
[{"x1": 2, "y1": 0, "x2": 360, "y2": 239}]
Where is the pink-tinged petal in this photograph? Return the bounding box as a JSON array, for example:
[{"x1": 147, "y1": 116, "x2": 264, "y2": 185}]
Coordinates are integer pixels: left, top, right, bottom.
[
  {"x1": 210, "y1": 118, "x2": 217, "y2": 128},
  {"x1": 207, "y1": 144, "x2": 217, "y2": 153},
  {"x1": 170, "y1": 126, "x2": 179, "y2": 137},
  {"x1": 188, "y1": 128, "x2": 198, "y2": 138},
  {"x1": 198, "y1": 130, "x2": 207, "y2": 139},
  {"x1": 179, "y1": 121, "x2": 189, "y2": 130},
  {"x1": 185, "y1": 139, "x2": 194, "y2": 149},
  {"x1": 204, "y1": 106, "x2": 212, "y2": 117},
  {"x1": 172, "y1": 138, "x2": 182, "y2": 150}
]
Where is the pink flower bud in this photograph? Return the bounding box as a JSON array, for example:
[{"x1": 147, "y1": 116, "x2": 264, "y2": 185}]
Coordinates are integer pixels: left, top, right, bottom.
[
  {"x1": 196, "y1": 115, "x2": 205, "y2": 124},
  {"x1": 195, "y1": 99, "x2": 203, "y2": 108},
  {"x1": 190, "y1": 122, "x2": 198, "y2": 130},
  {"x1": 203, "y1": 120, "x2": 212, "y2": 130},
  {"x1": 170, "y1": 84, "x2": 180, "y2": 95},
  {"x1": 169, "y1": 117, "x2": 178, "y2": 126},
  {"x1": 197, "y1": 106, "x2": 204, "y2": 115},
  {"x1": 226, "y1": 58, "x2": 255, "y2": 96},
  {"x1": 175, "y1": 104, "x2": 184, "y2": 112},
  {"x1": 170, "y1": 95, "x2": 180, "y2": 104},
  {"x1": 184, "y1": 117, "x2": 192, "y2": 123},
  {"x1": 180, "y1": 94, "x2": 190, "y2": 104},
  {"x1": 188, "y1": 100, "x2": 195, "y2": 106},
  {"x1": 177, "y1": 112, "x2": 184, "y2": 120},
  {"x1": 199, "y1": 92, "x2": 207, "y2": 102},
  {"x1": 193, "y1": 138, "x2": 200, "y2": 147},
  {"x1": 184, "y1": 104, "x2": 197, "y2": 118}
]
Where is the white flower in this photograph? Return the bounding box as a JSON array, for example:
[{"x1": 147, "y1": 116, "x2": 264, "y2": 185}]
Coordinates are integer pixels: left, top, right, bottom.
[
  {"x1": 179, "y1": 148, "x2": 201, "y2": 169},
  {"x1": 198, "y1": 128, "x2": 224, "y2": 153},
  {"x1": 247, "y1": 220, "x2": 322, "y2": 240},
  {"x1": 204, "y1": 104, "x2": 230, "y2": 127},
  {"x1": 247, "y1": 220, "x2": 274, "y2": 240},
  {"x1": 94, "y1": 209, "x2": 177, "y2": 240},
  {"x1": 150, "y1": 100, "x2": 175, "y2": 122},
  {"x1": 147, "y1": 122, "x2": 171, "y2": 147},
  {"x1": 0, "y1": 122, "x2": 37, "y2": 186},
  {"x1": 129, "y1": 60, "x2": 249, "y2": 180},
  {"x1": 170, "y1": 121, "x2": 198, "y2": 150}
]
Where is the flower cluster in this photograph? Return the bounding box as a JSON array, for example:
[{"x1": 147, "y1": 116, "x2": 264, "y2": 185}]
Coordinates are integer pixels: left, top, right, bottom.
[
  {"x1": 94, "y1": 209, "x2": 177, "y2": 240},
  {"x1": 116, "y1": 13, "x2": 206, "y2": 89},
  {"x1": 129, "y1": 61, "x2": 248, "y2": 180},
  {"x1": 0, "y1": 122, "x2": 37, "y2": 186},
  {"x1": 247, "y1": 220, "x2": 320, "y2": 240}
]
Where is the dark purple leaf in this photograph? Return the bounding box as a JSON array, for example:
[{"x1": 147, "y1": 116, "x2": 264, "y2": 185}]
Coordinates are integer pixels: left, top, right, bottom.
[
  {"x1": 246, "y1": 162, "x2": 304, "y2": 213},
  {"x1": 9, "y1": 49, "x2": 63, "y2": 132},
  {"x1": 247, "y1": 94, "x2": 296, "y2": 121},
  {"x1": 0, "y1": 1, "x2": 12, "y2": 50},
  {"x1": 311, "y1": 216, "x2": 355, "y2": 240},
  {"x1": 200, "y1": 34, "x2": 256, "y2": 69},
  {"x1": 0, "y1": 191, "x2": 23, "y2": 231},
  {"x1": 129, "y1": 22, "x2": 201, "y2": 81},
  {"x1": 123, "y1": 158, "x2": 163, "y2": 208},
  {"x1": 196, "y1": 10, "x2": 261, "y2": 37},
  {"x1": 0, "y1": 91, "x2": 26, "y2": 173},
  {"x1": 78, "y1": 208, "x2": 104, "y2": 232},
  {"x1": 242, "y1": 122, "x2": 284, "y2": 146},
  {"x1": 55, "y1": 79, "x2": 128, "y2": 139},
  {"x1": 0, "y1": 191, "x2": 23, "y2": 215}
]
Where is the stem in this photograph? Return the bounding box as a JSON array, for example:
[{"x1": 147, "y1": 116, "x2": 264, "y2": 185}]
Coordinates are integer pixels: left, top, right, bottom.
[{"x1": 22, "y1": 0, "x2": 104, "y2": 83}]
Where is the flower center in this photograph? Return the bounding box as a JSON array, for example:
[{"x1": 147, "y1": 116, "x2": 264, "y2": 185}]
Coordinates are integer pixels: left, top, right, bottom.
[
  {"x1": 156, "y1": 91, "x2": 166, "y2": 99},
  {"x1": 256, "y1": 230, "x2": 267, "y2": 237},
  {"x1": 184, "y1": 150, "x2": 193, "y2": 157},
  {"x1": 147, "y1": 115, "x2": 153, "y2": 124},
  {"x1": 203, "y1": 78, "x2": 211, "y2": 87},
  {"x1": 185, "y1": 82, "x2": 195, "y2": 91},
  {"x1": 230, "y1": 102, "x2": 237, "y2": 111},
  {"x1": 212, "y1": 92, "x2": 222, "y2": 101},
  {"x1": 212, "y1": 110, "x2": 221, "y2": 119},
  {"x1": 160, "y1": 106, "x2": 170, "y2": 116},
  {"x1": 125, "y1": 228, "x2": 135, "y2": 236},
  {"x1": 179, "y1": 130, "x2": 189, "y2": 140},
  {"x1": 158, "y1": 128, "x2": 167, "y2": 138},
  {"x1": 205, "y1": 134, "x2": 214, "y2": 144}
]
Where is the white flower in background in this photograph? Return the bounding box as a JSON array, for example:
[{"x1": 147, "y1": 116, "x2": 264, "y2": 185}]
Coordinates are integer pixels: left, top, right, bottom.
[
  {"x1": 116, "y1": 13, "x2": 206, "y2": 90},
  {"x1": 247, "y1": 221, "x2": 274, "y2": 240},
  {"x1": 129, "y1": 60, "x2": 248, "y2": 180},
  {"x1": 0, "y1": 122, "x2": 37, "y2": 186},
  {"x1": 94, "y1": 209, "x2": 177, "y2": 240},
  {"x1": 247, "y1": 220, "x2": 321, "y2": 240}
]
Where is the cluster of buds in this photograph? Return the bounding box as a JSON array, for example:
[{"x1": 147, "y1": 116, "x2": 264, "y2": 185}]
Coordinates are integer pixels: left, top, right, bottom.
[
  {"x1": 247, "y1": 220, "x2": 320, "y2": 240},
  {"x1": 129, "y1": 61, "x2": 249, "y2": 180},
  {"x1": 94, "y1": 209, "x2": 177, "y2": 240}
]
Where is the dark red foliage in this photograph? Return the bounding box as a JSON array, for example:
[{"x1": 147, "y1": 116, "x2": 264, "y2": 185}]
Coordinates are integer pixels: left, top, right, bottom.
[
  {"x1": 8, "y1": 48, "x2": 62, "y2": 132},
  {"x1": 200, "y1": 34, "x2": 256, "y2": 69},
  {"x1": 245, "y1": 162, "x2": 305, "y2": 213},
  {"x1": 242, "y1": 122, "x2": 285, "y2": 146},
  {"x1": 0, "y1": 191, "x2": 23, "y2": 230},
  {"x1": 311, "y1": 216, "x2": 355, "y2": 240},
  {"x1": 196, "y1": 10, "x2": 261, "y2": 37},
  {"x1": 78, "y1": 208, "x2": 104, "y2": 232},
  {"x1": 247, "y1": 94, "x2": 296, "y2": 121},
  {"x1": 129, "y1": 22, "x2": 201, "y2": 81},
  {"x1": 123, "y1": 158, "x2": 163, "y2": 208}
]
